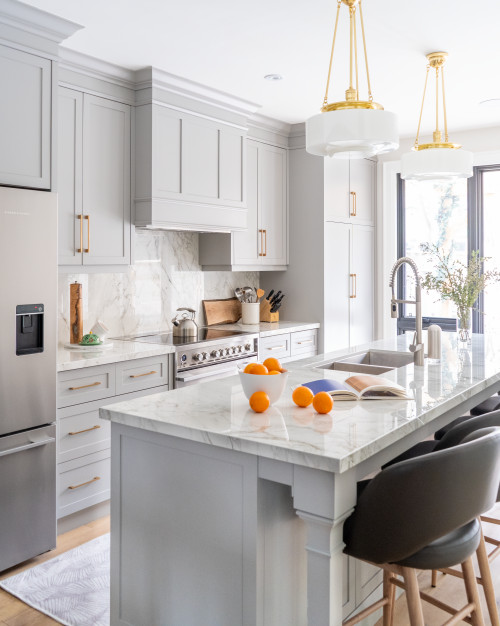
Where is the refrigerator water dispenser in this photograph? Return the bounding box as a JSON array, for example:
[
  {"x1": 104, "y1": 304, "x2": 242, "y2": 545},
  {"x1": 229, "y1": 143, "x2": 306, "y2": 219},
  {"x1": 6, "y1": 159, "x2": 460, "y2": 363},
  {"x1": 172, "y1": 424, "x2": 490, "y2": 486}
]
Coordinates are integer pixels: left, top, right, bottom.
[{"x1": 16, "y1": 304, "x2": 44, "y2": 355}]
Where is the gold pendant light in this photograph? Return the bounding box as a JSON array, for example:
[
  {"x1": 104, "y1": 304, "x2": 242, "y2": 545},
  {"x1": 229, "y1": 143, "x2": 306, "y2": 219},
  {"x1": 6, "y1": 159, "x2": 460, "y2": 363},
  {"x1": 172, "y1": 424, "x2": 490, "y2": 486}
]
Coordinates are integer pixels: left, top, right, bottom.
[
  {"x1": 306, "y1": 0, "x2": 398, "y2": 159},
  {"x1": 401, "y1": 52, "x2": 473, "y2": 180}
]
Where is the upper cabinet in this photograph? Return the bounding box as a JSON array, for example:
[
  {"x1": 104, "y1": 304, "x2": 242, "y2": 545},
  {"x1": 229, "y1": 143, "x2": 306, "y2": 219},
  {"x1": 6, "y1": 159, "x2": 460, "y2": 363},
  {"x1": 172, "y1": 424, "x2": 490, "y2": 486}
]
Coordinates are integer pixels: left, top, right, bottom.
[
  {"x1": 134, "y1": 104, "x2": 247, "y2": 232},
  {"x1": 324, "y1": 158, "x2": 375, "y2": 225},
  {"x1": 58, "y1": 87, "x2": 131, "y2": 266},
  {"x1": 0, "y1": 46, "x2": 51, "y2": 189},
  {"x1": 199, "y1": 139, "x2": 288, "y2": 271}
]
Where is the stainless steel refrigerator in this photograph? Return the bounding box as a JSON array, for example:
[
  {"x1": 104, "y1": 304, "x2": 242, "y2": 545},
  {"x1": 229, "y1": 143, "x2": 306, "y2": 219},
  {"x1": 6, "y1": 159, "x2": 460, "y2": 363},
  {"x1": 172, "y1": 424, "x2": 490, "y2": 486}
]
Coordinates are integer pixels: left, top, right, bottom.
[{"x1": 0, "y1": 186, "x2": 57, "y2": 572}]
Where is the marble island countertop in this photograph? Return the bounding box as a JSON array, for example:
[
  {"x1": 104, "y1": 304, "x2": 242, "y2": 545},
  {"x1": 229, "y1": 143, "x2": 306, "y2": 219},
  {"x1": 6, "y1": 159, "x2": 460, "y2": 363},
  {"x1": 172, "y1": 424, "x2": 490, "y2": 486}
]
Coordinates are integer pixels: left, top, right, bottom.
[
  {"x1": 208, "y1": 320, "x2": 320, "y2": 336},
  {"x1": 100, "y1": 332, "x2": 500, "y2": 473}
]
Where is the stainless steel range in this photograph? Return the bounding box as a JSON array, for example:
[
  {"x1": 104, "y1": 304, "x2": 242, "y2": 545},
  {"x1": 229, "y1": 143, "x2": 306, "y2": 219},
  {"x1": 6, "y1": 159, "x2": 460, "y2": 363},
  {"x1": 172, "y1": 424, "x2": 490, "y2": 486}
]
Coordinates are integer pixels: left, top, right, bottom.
[{"x1": 115, "y1": 328, "x2": 259, "y2": 388}]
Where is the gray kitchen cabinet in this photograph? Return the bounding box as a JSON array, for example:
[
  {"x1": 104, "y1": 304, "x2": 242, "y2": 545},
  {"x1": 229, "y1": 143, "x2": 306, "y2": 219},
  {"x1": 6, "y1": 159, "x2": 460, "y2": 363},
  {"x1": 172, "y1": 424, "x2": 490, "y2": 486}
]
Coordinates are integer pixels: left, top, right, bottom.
[
  {"x1": 56, "y1": 355, "x2": 170, "y2": 519},
  {"x1": 324, "y1": 222, "x2": 374, "y2": 353},
  {"x1": 199, "y1": 139, "x2": 288, "y2": 270},
  {"x1": 58, "y1": 87, "x2": 131, "y2": 267},
  {"x1": 0, "y1": 45, "x2": 52, "y2": 190},
  {"x1": 258, "y1": 329, "x2": 318, "y2": 363},
  {"x1": 324, "y1": 158, "x2": 375, "y2": 225},
  {"x1": 134, "y1": 103, "x2": 246, "y2": 231}
]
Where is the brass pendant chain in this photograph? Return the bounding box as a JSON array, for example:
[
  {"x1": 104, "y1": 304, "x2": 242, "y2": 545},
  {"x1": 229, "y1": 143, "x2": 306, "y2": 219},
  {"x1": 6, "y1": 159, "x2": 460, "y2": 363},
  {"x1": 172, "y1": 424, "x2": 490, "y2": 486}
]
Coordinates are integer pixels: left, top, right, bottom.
[
  {"x1": 414, "y1": 65, "x2": 430, "y2": 149},
  {"x1": 442, "y1": 65, "x2": 449, "y2": 143},
  {"x1": 358, "y1": 1, "x2": 373, "y2": 102},
  {"x1": 323, "y1": 0, "x2": 342, "y2": 108}
]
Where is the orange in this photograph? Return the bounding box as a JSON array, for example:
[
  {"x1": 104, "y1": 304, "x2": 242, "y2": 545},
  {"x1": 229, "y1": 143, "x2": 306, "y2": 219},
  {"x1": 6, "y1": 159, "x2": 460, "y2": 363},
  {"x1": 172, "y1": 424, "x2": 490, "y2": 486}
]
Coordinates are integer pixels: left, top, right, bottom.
[
  {"x1": 268, "y1": 370, "x2": 281, "y2": 375},
  {"x1": 312, "y1": 391, "x2": 334, "y2": 414},
  {"x1": 263, "y1": 357, "x2": 282, "y2": 372},
  {"x1": 244, "y1": 363, "x2": 268, "y2": 375},
  {"x1": 249, "y1": 391, "x2": 270, "y2": 413},
  {"x1": 292, "y1": 386, "x2": 314, "y2": 408}
]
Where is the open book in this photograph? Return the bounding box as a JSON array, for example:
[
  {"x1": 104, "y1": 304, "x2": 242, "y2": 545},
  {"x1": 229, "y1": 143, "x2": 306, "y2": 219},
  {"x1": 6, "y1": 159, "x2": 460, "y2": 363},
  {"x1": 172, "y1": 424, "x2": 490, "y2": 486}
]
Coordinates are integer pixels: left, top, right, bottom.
[{"x1": 302, "y1": 375, "x2": 413, "y2": 401}]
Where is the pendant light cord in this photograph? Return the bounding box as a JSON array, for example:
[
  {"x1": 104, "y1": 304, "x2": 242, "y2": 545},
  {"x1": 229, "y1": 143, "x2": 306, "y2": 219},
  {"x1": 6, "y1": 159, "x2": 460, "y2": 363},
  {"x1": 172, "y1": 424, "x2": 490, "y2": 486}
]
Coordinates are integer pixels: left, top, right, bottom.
[
  {"x1": 323, "y1": 1, "x2": 342, "y2": 107},
  {"x1": 442, "y1": 65, "x2": 449, "y2": 142},
  {"x1": 414, "y1": 65, "x2": 430, "y2": 148},
  {"x1": 358, "y1": 1, "x2": 373, "y2": 101}
]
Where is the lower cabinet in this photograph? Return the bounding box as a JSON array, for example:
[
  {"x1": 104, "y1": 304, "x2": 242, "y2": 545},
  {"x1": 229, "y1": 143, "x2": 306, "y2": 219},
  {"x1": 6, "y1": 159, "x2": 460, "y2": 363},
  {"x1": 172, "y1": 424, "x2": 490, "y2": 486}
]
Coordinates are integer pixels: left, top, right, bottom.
[
  {"x1": 258, "y1": 329, "x2": 318, "y2": 364},
  {"x1": 343, "y1": 556, "x2": 383, "y2": 621},
  {"x1": 56, "y1": 355, "x2": 170, "y2": 519}
]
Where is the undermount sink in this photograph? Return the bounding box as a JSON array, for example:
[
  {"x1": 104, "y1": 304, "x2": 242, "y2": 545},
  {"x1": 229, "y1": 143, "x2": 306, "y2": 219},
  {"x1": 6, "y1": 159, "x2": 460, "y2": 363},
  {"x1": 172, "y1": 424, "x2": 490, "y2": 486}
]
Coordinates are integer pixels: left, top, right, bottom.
[{"x1": 315, "y1": 349, "x2": 414, "y2": 375}]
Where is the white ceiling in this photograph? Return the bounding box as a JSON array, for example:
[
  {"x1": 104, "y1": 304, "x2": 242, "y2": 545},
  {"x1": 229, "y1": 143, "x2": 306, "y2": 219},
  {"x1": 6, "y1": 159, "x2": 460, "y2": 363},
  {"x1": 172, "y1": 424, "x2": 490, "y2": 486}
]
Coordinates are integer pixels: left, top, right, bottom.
[{"x1": 22, "y1": 0, "x2": 500, "y2": 136}]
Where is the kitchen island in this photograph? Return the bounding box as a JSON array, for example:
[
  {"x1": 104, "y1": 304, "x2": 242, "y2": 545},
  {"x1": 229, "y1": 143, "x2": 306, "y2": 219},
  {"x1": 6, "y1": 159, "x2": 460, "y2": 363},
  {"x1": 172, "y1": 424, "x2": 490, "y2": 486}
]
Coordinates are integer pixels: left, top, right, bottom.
[{"x1": 100, "y1": 333, "x2": 500, "y2": 626}]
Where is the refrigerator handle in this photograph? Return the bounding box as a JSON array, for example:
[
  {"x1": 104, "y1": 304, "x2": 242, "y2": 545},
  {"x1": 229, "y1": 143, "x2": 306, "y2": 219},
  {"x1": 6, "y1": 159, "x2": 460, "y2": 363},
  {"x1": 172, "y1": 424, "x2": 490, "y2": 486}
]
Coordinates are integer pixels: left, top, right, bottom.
[{"x1": 0, "y1": 437, "x2": 55, "y2": 458}]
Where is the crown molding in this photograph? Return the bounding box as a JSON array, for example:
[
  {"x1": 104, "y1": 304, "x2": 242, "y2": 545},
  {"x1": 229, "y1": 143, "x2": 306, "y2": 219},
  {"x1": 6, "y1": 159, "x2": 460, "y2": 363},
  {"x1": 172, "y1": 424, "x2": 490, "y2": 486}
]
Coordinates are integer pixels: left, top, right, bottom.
[
  {"x1": 134, "y1": 67, "x2": 261, "y2": 118},
  {"x1": 247, "y1": 113, "x2": 292, "y2": 137},
  {"x1": 59, "y1": 47, "x2": 136, "y2": 90},
  {"x1": 0, "y1": 0, "x2": 81, "y2": 43}
]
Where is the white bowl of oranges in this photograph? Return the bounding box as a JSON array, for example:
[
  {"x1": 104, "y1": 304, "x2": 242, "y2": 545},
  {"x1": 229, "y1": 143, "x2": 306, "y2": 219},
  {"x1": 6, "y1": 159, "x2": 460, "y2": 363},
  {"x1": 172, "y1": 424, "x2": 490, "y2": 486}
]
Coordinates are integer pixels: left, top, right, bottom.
[{"x1": 239, "y1": 357, "x2": 288, "y2": 410}]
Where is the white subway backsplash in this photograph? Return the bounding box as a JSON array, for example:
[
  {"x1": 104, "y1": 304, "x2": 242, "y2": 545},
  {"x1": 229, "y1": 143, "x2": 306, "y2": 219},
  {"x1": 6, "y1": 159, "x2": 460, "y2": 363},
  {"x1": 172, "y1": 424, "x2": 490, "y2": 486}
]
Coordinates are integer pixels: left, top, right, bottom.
[{"x1": 58, "y1": 230, "x2": 258, "y2": 344}]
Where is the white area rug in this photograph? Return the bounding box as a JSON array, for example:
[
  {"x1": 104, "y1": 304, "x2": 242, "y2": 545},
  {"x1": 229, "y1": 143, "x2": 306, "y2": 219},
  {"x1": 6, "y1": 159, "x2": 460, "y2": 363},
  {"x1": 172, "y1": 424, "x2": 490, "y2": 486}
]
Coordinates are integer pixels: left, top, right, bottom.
[{"x1": 0, "y1": 533, "x2": 110, "y2": 626}]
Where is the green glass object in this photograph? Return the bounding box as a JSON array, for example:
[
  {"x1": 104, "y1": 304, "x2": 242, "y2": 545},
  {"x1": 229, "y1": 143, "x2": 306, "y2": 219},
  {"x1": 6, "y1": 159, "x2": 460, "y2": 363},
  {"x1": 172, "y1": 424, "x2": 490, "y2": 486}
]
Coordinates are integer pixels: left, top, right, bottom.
[{"x1": 79, "y1": 331, "x2": 102, "y2": 346}]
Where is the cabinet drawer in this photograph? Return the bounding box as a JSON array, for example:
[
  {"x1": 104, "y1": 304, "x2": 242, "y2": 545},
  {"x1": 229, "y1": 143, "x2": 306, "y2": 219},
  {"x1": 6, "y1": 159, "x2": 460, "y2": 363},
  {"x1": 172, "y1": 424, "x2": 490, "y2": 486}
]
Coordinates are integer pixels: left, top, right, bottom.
[
  {"x1": 57, "y1": 401, "x2": 111, "y2": 464},
  {"x1": 259, "y1": 334, "x2": 291, "y2": 361},
  {"x1": 57, "y1": 449, "x2": 110, "y2": 519},
  {"x1": 115, "y1": 355, "x2": 169, "y2": 394},
  {"x1": 291, "y1": 329, "x2": 318, "y2": 357},
  {"x1": 58, "y1": 364, "x2": 115, "y2": 408}
]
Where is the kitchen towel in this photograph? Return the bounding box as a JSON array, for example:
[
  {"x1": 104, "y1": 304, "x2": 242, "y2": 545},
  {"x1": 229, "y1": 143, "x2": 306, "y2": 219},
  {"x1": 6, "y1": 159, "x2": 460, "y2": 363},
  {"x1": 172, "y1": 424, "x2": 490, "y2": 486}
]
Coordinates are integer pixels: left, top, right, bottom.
[{"x1": 0, "y1": 533, "x2": 109, "y2": 626}]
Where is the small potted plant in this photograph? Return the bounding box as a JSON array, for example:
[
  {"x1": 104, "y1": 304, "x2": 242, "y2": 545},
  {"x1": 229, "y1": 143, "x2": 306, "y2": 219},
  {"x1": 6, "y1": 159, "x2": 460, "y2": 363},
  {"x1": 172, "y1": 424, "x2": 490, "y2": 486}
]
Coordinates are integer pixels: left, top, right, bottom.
[{"x1": 419, "y1": 243, "x2": 500, "y2": 342}]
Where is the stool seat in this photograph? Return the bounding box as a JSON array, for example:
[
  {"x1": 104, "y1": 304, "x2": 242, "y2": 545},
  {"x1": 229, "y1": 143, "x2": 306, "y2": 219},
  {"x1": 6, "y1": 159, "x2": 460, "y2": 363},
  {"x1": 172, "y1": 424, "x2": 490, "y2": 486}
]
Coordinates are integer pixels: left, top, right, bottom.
[
  {"x1": 435, "y1": 415, "x2": 470, "y2": 440},
  {"x1": 397, "y1": 519, "x2": 481, "y2": 570},
  {"x1": 471, "y1": 396, "x2": 500, "y2": 416},
  {"x1": 381, "y1": 440, "x2": 436, "y2": 468}
]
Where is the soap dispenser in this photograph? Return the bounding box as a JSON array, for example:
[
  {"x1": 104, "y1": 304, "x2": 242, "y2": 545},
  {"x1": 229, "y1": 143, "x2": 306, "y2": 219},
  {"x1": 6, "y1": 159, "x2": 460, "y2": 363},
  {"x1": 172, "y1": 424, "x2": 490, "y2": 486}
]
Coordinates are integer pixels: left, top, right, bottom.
[{"x1": 427, "y1": 324, "x2": 442, "y2": 361}]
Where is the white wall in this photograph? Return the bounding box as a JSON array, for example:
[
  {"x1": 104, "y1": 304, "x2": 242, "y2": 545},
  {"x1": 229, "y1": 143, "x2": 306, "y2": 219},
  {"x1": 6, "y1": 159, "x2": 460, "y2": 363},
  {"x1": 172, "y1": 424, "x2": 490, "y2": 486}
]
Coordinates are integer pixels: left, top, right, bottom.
[{"x1": 376, "y1": 124, "x2": 500, "y2": 340}]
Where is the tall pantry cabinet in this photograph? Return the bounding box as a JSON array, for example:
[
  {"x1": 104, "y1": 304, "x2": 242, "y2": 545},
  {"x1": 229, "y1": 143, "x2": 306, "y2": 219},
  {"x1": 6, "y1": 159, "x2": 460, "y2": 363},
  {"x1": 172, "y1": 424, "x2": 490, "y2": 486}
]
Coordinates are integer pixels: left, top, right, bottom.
[{"x1": 261, "y1": 144, "x2": 376, "y2": 354}]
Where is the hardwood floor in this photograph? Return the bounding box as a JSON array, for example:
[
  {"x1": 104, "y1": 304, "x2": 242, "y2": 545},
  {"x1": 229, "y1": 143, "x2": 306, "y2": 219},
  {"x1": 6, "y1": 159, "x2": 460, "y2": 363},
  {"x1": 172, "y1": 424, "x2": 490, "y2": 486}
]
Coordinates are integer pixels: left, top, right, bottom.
[{"x1": 0, "y1": 516, "x2": 110, "y2": 626}]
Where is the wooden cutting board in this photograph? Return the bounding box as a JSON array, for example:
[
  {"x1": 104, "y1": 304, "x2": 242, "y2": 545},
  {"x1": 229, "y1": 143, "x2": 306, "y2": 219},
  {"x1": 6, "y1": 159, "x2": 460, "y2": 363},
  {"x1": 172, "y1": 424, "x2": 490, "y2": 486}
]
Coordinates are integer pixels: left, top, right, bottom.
[{"x1": 203, "y1": 298, "x2": 242, "y2": 326}]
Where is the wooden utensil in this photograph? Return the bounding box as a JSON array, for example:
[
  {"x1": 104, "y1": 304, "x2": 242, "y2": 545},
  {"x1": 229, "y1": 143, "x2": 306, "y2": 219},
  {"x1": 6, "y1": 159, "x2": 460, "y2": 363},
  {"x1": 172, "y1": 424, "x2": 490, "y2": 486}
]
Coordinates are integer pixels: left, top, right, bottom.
[{"x1": 256, "y1": 288, "x2": 265, "y2": 301}]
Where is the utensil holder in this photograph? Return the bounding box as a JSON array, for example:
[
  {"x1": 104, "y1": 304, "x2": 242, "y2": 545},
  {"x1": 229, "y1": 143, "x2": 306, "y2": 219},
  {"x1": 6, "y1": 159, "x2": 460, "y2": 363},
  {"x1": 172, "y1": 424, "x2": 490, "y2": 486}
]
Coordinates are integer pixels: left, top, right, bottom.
[
  {"x1": 260, "y1": 299, "x2": 279, "y2": 323},
  {"x1": 241, "y1": 302, "x2": 260, "y2": 325}
]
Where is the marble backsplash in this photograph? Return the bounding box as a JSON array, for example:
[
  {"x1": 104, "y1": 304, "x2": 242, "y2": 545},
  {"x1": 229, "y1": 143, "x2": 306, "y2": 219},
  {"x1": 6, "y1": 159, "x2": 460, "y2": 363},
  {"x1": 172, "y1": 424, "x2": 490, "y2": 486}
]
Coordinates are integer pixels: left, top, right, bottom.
[{"x1": 58, "y1": 230, "x2": 259, "y2": 344}]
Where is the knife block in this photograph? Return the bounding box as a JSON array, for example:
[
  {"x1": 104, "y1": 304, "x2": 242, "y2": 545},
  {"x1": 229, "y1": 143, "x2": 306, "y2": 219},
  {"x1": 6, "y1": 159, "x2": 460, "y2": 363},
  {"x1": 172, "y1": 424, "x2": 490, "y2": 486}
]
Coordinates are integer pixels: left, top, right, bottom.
[{"x1": 260, "y1": 299, "x2": 279, "y2": 323}]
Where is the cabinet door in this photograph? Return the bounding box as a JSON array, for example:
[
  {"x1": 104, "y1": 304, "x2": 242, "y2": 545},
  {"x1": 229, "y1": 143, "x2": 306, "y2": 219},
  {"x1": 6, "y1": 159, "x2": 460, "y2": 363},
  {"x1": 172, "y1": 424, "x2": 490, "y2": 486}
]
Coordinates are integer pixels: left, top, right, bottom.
[
  {"x1": 350, "y1": 225, "x2": 374, "y2": 347},
  {"x1": 219, "y1": 127, "x2": 244, "y2": 204},
  {"x1": 349, "y1": 159, "x2": 375, "y2": 224},
  {"x1": 232, "y1": 141, "x2": 260, "y2": 265},
  {"x1": 0, "y1": 46, "x2": 51, "y2": 189},
  {"x1": 82, "y1": 95, "x2": 131, "y2": 265},
  {"x1": 324, "y1": 222, "x2": 351, "y2": 352},
  {"x1": 324, "y1": 158, "x2": 350, "y2": 221},
  {"x1": 182, "y1": 116, "x2": 219, "y2": 200},
  {"x1": 259, "y1": 144, "x2": 287, "y2": 266},
  {"x1": 58, "y1": 88, "x2": 83, "y2": 265}
]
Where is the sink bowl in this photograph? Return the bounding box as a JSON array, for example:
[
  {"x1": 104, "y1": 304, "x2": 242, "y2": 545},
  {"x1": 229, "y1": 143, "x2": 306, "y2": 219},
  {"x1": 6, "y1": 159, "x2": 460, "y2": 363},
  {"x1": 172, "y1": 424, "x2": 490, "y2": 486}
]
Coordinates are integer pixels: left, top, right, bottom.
[{"x1": 315, "y1": 349, "x2": 414, "y2": 375}]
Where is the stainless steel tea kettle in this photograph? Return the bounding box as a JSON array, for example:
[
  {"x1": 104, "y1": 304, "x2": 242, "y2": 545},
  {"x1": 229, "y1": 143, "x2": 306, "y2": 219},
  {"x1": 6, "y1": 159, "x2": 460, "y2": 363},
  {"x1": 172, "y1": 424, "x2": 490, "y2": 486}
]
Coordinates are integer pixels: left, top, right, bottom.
[{"x1": 171, "y1": 307, "x2": 198, "y2": 338}]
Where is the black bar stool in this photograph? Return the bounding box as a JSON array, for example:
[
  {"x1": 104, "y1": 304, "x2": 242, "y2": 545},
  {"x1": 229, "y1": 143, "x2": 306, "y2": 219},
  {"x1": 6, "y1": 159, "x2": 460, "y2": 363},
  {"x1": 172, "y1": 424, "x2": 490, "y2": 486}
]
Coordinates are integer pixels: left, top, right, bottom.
[{"x1": 342, "y1": 428, "x2": 500, "y2": 626}]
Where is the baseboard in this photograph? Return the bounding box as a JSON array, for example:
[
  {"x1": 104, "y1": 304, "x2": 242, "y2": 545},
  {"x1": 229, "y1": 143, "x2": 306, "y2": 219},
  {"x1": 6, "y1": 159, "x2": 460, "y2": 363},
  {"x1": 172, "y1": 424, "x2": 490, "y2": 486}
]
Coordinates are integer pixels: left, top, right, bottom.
[{"x1": 57, "y1": 500, "x2": 110, "y2": 535}]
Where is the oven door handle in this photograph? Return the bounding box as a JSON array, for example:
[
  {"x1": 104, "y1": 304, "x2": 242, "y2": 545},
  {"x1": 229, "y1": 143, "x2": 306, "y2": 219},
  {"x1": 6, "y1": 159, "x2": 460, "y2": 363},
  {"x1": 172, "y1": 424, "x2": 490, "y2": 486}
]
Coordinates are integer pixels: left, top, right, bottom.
[
  {"x1": 0, "y1": 437, "x2": 55, "y2": 458},
  {"x1": 176, "y1": 367, "x2": 239, "y2": 382}
]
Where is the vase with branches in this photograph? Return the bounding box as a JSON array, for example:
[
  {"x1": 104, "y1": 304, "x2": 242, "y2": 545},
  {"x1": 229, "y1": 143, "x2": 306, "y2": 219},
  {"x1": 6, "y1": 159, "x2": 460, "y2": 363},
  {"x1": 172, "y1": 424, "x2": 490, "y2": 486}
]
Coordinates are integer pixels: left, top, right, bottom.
[{"x1": 419, "y1": 243, "x2": 500, "y2": 342}]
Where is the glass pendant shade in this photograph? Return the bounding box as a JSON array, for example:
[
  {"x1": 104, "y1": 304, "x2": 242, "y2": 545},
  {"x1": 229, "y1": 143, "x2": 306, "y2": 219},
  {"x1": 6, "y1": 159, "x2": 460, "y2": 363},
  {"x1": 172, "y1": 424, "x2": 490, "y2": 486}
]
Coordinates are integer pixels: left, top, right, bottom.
[
  {"x1": 305, "y1": 0, "x2": 398, "y2": 160},
  {"x1": 306, "y1": 108, "x2": 399, "y2": 159},
  {"x1": 401, "y1": 147, "x2": 473, "y2": 181}
]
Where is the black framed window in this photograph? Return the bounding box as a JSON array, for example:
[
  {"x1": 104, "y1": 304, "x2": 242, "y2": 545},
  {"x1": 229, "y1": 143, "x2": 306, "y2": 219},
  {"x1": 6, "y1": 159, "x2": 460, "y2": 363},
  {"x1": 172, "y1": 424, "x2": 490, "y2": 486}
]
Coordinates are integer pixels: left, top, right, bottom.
[{"x1": 396, "y1": 165, "x2": 500, "y2": 334}]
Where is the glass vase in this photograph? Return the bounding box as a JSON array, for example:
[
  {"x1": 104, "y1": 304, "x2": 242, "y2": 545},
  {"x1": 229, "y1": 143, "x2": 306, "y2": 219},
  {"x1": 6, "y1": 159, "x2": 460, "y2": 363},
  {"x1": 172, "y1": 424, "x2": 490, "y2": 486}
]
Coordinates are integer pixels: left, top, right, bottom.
[{"x1": 457, "y1": 307, "x2": 473, "y2": 343}]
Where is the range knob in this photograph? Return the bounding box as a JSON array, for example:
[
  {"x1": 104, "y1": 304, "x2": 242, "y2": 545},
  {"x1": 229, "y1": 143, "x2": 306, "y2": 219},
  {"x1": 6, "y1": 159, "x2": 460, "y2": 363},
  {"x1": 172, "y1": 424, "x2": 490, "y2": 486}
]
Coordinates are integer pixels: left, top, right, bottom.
[
  {"x1": 232, "y1": 346, "x2": 237, "y2": 354},
  {"x1": 202, "y1": 352, "x2": 208, "y2": 360},
  {"x1": 225, "y1": 347, "x2": 231, "y2": 355},
  {"x1": 218, "y1": 349, "x2": 224, "y2": 357},
  {"x1": 237, "y1": 345, "x2": 243, "y2": 352},
  {"x1": 245, "y1": 343, "x2": 252, "y2": 351},
  {"x1": 210, "y1": 350, "x2": 218, "y2": 358},
  {"x1": 193, "y1": 353, "x2": 203, "y2": 361}
]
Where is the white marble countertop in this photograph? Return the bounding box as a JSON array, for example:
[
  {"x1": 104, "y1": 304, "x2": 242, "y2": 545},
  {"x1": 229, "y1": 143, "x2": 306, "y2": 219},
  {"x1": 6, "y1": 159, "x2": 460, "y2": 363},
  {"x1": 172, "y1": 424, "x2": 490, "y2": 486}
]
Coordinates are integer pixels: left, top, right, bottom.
[
  {"x1": 57, "y1": 340, "x2": 174, "y2": 372},
  {"x1": 209, "y1": 320, "x2": 320, "y2": 336},
  {"x1": 100, "y1": 332, "x2": 500, "y2": 473}
]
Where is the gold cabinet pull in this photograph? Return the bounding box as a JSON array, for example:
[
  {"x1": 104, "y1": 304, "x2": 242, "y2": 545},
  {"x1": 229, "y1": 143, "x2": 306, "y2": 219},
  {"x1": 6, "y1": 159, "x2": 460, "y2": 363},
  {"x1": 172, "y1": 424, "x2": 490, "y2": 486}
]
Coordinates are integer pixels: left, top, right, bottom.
[
  {"x1": 77, "y1": 214, "x2": 83, "y2": 253},
  {"x1": 68, "y1": 476, "x2": 100, "y2": 490},
  {"x1": 268, "y1": 345, "x2": 285, "y2": 350},
  {"x1": 258, "y1": 229, "x2": 264, "y2": 257},
  {"x1": 68, "y1": 425, "x2": 101, "y2": 436},
  {"x1": 68, "y1": 381, "x2": 101, "y2": 391},
  {"x1": 263, "y1": 229, "x2": 267, "y2": 256},
  {"x1": 350, "y1": 191, "x2": 357, "y2": 216},
  {"x1": 130, "y1": 370, "x2": 157, "y2": 379},
  {"x1": 297, "y1": 339, "x2": 313, "y2": 345},
  {"x1": 84, "y1": 215, "x2": 90, "y2": 253},
  {"x1": 350, "y1": 273, "x2": 357, "y2": 298}
]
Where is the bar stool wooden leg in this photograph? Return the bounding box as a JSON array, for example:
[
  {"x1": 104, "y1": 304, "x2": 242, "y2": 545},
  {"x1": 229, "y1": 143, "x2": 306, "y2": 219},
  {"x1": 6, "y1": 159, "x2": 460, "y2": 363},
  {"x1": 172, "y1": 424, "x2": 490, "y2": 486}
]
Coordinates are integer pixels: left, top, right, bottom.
[
  {"x1": 382, "y1": 569, "x2": 395, "y2": 626},
  {"x1": 431, "y1": 569, "x2": 438, "y2": 587},
  {"x1": 462, "y1": 556, "x2": 485, "y2": 626},
  {"x1": 401, "y1": 567, "x2": 425, "y2": 626},
  {"x1": 476, "y1": 527, "x2": 500, "y2": 626}
]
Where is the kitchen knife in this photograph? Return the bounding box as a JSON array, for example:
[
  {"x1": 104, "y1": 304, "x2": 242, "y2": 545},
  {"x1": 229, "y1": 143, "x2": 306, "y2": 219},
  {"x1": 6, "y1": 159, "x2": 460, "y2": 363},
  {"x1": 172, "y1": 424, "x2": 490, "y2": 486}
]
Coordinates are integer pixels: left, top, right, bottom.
[
  {"x1": 271, "y1": 295, "x2": 284, "y2": 312},
  {"x1": 270, "y1": 290, "x2": 282, "y2": 305},
  {"x1": 266, "y1": 289, "x2": 275, "y2": 301}
]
